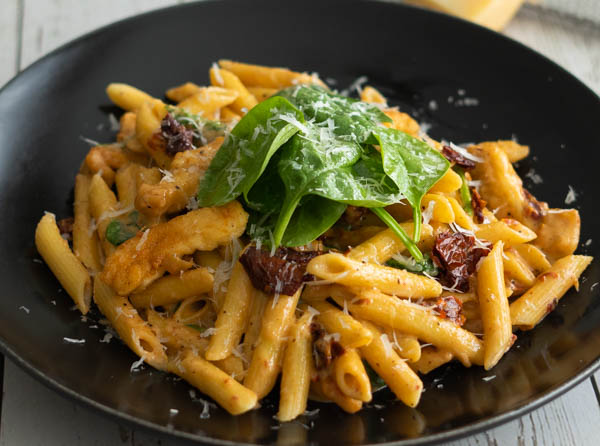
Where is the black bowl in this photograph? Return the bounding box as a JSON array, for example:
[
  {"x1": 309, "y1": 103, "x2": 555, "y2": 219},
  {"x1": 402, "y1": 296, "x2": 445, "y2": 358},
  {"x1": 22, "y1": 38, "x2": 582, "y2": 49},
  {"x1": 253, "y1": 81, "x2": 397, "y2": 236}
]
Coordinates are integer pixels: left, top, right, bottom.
[{"x1": 1, "y1": 0, "x2": 599, "y2": 444}]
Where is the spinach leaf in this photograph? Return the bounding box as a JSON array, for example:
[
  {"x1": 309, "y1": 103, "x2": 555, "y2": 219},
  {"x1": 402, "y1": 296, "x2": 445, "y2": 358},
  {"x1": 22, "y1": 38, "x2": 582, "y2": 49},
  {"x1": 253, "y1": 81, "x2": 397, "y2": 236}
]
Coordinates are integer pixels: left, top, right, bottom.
[
  {"x1": 186, "y1": 324, "x2": 207, "y2": 333},
  {"x1": 386, "y1": 254, "x2": 439, "y2": 276},
  {"x1": 369, "y1": 128, "x2": 450, "y2": 241},
  {"x1": 281, "y1": 195, "x2": 347, "y2": 247},
  {"x1": 276, "y1": 85, "x2": 391, "y2": 143},
  {"x1": 196, "y1": 96, "x2": 304, "y2": 207},
  {"x1": 272, "y1": 127, "x2": 403, "y2": 246},
  {"x1": 105, "y1": 220, "x2": 136, "y2": 246},
  {"x1": 454, "y1": 166, "x2": 473, "y2": 216}
]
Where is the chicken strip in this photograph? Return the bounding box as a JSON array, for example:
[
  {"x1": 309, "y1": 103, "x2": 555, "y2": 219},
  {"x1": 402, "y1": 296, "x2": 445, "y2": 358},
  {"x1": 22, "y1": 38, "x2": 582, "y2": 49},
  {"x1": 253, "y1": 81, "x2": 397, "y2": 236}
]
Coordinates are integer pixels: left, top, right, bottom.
[
  {"x1": 136, "y1": 137, "x2": 224, "y2": 217},
  {"x1": 101, "y1": 201, "x2": 248, "y2": 295}
]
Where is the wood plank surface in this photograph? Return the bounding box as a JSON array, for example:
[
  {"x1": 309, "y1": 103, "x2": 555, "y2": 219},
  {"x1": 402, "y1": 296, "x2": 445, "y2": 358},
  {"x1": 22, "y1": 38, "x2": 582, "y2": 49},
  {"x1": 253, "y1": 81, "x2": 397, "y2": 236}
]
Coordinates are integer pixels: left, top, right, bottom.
[
  {"x1": 19, "y1": 0, "x2": 184, "y2": 69},
  {"x1": 1, "y1": 1, "x2": 599, "y2": 446},
  {"x1": 505, "y1": 5, "x2": 600, "y2": 95},
  {"x1": 0, "y1": 0, "x2": 19, "y2": 85}
]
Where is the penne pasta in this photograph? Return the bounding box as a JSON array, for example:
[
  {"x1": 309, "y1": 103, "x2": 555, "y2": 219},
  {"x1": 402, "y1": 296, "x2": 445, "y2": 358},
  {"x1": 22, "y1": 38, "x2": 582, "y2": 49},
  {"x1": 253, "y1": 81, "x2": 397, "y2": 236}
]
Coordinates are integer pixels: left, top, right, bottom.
[
  {"x1": 307, "y1": 253, "x2": 442, "y2": 298},
  {"x1": 35, "y1": 213, "x2": 92, "y2": 314},
  {"x1": 244, "y1": 289, "x2": 301, "y2": 399},
  {"x1": 93, "y1": 278, "x2": 167, "y2": 370},
  {"x1": 510, "y1": 255, "x2": 593, "y2": 329},
  {"x1": 336, "y1": 290, "x2": 484, "y2": 366},
  {"x1": 477, "y1": 241, "x2": 513, "y2": 370},
  {"x1": 277, "y1": 311, "x2": 314, "y2": 421},
  {"x1": 359, "y1": 320, "x2": 422, "y2": 407}
]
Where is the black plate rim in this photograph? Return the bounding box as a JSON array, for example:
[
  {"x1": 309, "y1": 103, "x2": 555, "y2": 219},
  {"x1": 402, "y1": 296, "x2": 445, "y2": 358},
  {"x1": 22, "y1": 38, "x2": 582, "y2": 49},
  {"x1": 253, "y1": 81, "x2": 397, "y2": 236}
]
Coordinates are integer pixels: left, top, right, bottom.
[{"x1": 1, "y1": 1, "x2": 599, "y2": 444}]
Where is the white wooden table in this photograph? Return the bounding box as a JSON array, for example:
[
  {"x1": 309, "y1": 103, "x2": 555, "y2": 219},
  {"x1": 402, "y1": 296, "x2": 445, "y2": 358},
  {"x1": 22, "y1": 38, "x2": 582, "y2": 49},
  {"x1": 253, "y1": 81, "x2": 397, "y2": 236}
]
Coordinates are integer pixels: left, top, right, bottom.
[{"x1": 1, "y1": 1, "x2": 599, "y2": 445}]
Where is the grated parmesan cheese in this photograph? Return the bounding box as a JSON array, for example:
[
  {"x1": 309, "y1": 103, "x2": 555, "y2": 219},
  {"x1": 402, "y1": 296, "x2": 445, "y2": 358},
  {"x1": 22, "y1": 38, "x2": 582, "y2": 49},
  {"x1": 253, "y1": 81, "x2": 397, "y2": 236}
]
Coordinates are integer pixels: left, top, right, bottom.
[
  {"x1": 136, "y1": 229, "x2": 150, "y2": 251},
  {"x1": 422, "y1": 200, "x2": 435, "y2": 225},
  {"x1": 18, "y1": 305, "x2": 30, "y2": 314},
  {"x1": 212, "y1": 62, "x2": 224, "y2": 85},
  {"x1": 63, "y1": 337, "x2": 85, "y2": 344},
  {"x1": 130, "y1": 356, "x2": 145, "y2": 372},
  {"x1": 565, "y1": 185, "x2": 577, "y2": 204},
  {"x1": 448, "y1": 142, "x2": 484, "y2": 163}
]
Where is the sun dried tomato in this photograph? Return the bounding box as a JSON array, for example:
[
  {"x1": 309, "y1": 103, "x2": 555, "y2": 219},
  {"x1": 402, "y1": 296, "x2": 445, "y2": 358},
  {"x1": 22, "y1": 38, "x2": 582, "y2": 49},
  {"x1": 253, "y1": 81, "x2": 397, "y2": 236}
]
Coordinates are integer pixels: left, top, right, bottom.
[
  {"x1": 442, "y1": 145, "x2": 476, "y2": 169},
  {"x1": 239, "y1": 246, "x2": 321, "y2": 295},
  {"x1": 470, "y1": 187, "x2": 487, "y2": 224},
  {"x1": 160, "y1": 113, "x2": 195, "y2": 155},
  {"x1": 431, "y1": 231, "x2": 490, "y2": 292}
]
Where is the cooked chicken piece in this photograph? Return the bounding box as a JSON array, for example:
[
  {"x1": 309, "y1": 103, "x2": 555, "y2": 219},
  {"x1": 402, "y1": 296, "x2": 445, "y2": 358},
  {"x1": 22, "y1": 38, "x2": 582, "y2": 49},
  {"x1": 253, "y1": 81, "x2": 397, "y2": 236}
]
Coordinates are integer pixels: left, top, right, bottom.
[
  {"x1": 100, "y1": 201, "x2": 248, "y2": 295},
  {"x1": 84, "y1": 143, "x2": 128, "y2": 186},
  {"x1": 534, "y1": 209, "x2": 580, "y2": 261},
  {"x1": 469, "y1": 142, "x2": 547, "y2": 229},
  {"x1": 135, "y1": 137, "x2": 224, "y2": 217}
]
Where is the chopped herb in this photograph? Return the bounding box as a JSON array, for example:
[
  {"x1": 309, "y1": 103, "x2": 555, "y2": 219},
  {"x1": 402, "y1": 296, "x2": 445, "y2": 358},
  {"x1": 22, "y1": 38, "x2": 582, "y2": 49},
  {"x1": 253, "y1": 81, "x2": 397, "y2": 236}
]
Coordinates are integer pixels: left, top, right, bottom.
[
  {"x1": 186, "y1": 324, "x2": 206, "y2": 333},
  {"x1": 386, "y1": 254, "x2": 439, "y2": 276},
  {"x1": 105, "y1": 220, "x2": 136, "y2": 246}
]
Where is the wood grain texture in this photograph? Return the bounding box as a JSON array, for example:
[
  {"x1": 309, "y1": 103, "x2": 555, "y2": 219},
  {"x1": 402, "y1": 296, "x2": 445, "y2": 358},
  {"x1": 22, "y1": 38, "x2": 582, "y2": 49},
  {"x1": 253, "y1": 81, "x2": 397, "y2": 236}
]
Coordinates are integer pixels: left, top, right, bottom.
[
  {"x1": 445, "y1": 379, "x2": 600, "y2": 446},
  {"x1": 1, "y1": 1, "x2": 600, "y2": 445},
  {"x1": 505, "y1": 5, "x2": 600, "y2": 95},
  {"x1": 0, "y1": 361, "x2": 178, "y2": 446},
  {"x1": 19, "y1": 0, "x2": 188, "y2": 69},
  {"x1": 0, "y1": 0, "x2": 20, "y2": 85}
]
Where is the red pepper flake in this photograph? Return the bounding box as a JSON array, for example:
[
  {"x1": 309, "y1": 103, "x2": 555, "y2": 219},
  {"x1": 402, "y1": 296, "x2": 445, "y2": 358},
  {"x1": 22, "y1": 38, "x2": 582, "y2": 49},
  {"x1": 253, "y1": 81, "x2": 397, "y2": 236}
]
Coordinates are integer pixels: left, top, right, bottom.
[
  {"x1": 432, "y1": 231, "x2": 491, "y2": 292},
  {"x1": 432, "y1": 296, "x2": 465, "y2": 326},
  {"x1": 239, "y1": 246, "x2": 321, "y2": 295},
  {"x1": 470, "y1": 187, "x2": 486, "y2": 224},
  {"x1": 442, "y1": 145, "x2": 476, "y2": 169}
]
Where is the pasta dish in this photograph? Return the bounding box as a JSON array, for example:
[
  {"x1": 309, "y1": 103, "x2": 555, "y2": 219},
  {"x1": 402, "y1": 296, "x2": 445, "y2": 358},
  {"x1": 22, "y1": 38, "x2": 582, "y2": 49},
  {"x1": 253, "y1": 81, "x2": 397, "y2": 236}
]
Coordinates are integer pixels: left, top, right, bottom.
[{"x1": 34, "y1": 60, "x2": 592, "y2": 421}]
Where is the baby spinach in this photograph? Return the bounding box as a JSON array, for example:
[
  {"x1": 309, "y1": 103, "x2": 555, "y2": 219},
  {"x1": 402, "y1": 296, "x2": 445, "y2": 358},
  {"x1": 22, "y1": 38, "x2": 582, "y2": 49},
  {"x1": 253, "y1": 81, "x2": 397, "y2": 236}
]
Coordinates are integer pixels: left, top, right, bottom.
[
  {"x1": 272, "y1": 128, "x2": 404, "y2": 246},
  {"x1": 454, "y1": 166, "x2": 473, "y2": 216},
  {"x1": 369, "y1": 128, "x2": 450, "y2": 241},
  {"x1": 386, "y1": 253, "x2": 439, "y2": 276},
  {"x1": 196, "y1": 96, "x2": 304, "y2": 207},
  {"x1": 277, "y1": 85, "x2": 391, "y2": 142},
  {"x1": 195, "y1": 85, "x2": 449, "y2": 261}
]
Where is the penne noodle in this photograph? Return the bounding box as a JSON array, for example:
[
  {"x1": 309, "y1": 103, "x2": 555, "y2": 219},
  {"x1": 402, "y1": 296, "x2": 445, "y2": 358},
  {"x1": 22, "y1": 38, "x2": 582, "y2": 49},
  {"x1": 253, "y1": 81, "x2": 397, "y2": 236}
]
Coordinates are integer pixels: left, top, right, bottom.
[
  {"x1": 510, "y1": 255, "x2": 593, "y2": 329},
  {"x1": 336, "y1": 290, "x2": 484, "y2": 366},
  {"x1": 333, "y1": 348, "x2": 372, "y2": 402},
  {"x1": 35, "y1": 213, "x2": 92, "y2": 314},
  {"x1": 130, "y1": 267, "x2": 214, "y2": 308},
  {"x1": 307, "y1": 253, "x2": 442, "y2": 298},
  {"x1": 205, "y1": 262, "x2": 255, "y2": 361},
  {"x1": 359, "y1": 320, "x2": 422, "y2": 407},
  {"x1": 72, "y1": 174, "x2": 102, "y2": 272},
  {"x1": 311, "y1": 300, "x2": 373, "y2": 349},
  {"x1": 347, "y1": 224, "x2": 433, "y2": 264},
  {"x1": 477, "y1": 241, "x2": 513, "y2": 370},
  {"x1": 277, "y1": 311, "x2": 314, "y2": 421},
  {"x1": 93, "y1": 278, "x2": 167, "y2": 370},
  {"x1": 410, "y1": 347, "x2": 454, "y2": 374},
  {"x1": 218, "y1": 59, "x2": 326, "y2": 89},
  {"x1": 244, "y1": 289, "x2": 301, "y2": 399}
]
